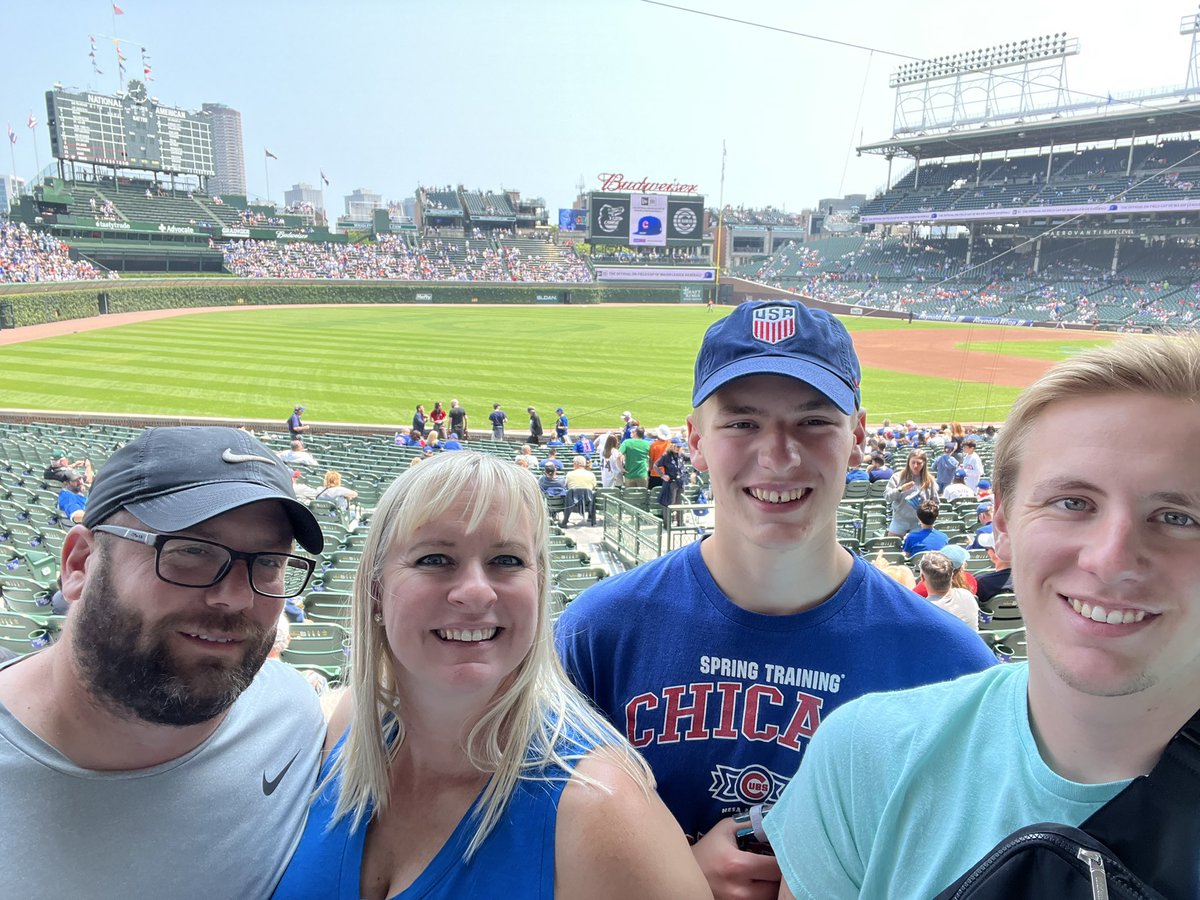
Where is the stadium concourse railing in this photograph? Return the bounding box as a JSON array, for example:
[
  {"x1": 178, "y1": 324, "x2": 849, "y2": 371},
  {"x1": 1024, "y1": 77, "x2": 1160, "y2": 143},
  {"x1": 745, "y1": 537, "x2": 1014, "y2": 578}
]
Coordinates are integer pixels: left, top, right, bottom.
[{"x1": 0, "y1": 279, "x2": 693, "y2": 329}]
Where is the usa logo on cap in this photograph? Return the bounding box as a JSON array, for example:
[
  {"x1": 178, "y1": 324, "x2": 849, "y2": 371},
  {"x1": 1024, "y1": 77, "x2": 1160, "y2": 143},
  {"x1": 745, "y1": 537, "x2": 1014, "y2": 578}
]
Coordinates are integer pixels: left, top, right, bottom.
[{"x1": 751, "y1": 305, "x2": 796, "y2": 345}]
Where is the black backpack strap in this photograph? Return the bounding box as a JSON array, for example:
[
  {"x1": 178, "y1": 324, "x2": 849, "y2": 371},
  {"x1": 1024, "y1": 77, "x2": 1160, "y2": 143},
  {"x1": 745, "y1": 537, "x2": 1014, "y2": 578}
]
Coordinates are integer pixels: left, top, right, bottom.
[{"x1": 1081, "y1": 708, "x2": 1200, "y2": 898}]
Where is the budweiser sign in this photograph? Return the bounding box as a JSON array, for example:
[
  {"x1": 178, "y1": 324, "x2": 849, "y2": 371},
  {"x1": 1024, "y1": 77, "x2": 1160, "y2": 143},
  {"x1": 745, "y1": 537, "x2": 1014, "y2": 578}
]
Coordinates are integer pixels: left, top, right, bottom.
[{"x1": 597, "y1": 173, "x2": 699, "y2": 194}]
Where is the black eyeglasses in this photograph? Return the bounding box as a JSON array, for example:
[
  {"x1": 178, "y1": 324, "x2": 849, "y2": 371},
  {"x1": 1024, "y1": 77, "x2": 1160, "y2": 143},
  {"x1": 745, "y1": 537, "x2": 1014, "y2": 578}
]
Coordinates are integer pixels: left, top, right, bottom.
[{"x1": 92, "y1": 525, "x2": 315, "y2": 599}]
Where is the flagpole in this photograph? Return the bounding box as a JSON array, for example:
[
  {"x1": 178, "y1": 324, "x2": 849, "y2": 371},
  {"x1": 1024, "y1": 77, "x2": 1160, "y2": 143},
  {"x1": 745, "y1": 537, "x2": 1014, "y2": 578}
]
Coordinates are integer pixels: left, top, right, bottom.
[
  {"x1": 8, "y1": 132, "x2": 16, "y2": 183},
  {"x1": 714, "y1": 140, "x2": 727, "y2": 304},
  {"x1": 111, "y1": 5, "x2": 121, "y2": 92},
  {"x1": 29, "y1": 120, "x2": 41, "y2": 182},
  {"x1": 264, "y1": 154, "x2": 271, "y2": 205}
]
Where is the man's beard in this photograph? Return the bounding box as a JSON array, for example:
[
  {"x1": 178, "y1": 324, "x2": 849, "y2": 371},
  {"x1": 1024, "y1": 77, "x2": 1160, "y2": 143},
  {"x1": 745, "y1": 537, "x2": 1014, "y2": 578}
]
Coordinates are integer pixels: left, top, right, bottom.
[{"x1": 72, "y1": 555, "x2": 275, "y2": 727}]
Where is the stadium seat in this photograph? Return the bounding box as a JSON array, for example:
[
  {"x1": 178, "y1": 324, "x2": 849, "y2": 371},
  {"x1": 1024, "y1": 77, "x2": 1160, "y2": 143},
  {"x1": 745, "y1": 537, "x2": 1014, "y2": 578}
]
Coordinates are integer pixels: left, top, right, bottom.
[{"x1": 282, "y1": 622, "x2": 351, "y2": 668}]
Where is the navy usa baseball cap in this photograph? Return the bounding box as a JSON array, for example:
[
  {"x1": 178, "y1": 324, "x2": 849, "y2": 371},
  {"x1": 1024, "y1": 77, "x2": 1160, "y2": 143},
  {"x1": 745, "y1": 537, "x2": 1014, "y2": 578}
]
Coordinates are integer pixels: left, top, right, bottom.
[
  {"x1": 692, "y1": 300, "x2": 862, "y2": 413},
  {"x1": 84, "y1": 426, "x2": 323, "y2": 553}
]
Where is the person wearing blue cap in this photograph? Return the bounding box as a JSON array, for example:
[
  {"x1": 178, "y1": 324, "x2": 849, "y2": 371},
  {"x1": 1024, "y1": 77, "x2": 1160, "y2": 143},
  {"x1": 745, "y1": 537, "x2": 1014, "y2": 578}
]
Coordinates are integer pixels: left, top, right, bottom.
[
  {"x1": 287, "y1": 404, "x2": 309, "y2": 439},
  {"x1": 556, "y1": 300, "x2": 995, "y2": 899},
  {"x1": 555, "y1": 407, "x2": 570, "y2": 442},
  {"x1": 942, "y1": 467, "x2": 976, "y2": 501}
]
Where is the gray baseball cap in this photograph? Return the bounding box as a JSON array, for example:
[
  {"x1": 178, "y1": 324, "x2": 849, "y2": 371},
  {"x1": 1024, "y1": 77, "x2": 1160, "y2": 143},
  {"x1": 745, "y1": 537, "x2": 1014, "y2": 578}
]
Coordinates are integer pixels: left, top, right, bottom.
[{"x1": 83, "y1": 427, "x2": 323, "y2": 553}]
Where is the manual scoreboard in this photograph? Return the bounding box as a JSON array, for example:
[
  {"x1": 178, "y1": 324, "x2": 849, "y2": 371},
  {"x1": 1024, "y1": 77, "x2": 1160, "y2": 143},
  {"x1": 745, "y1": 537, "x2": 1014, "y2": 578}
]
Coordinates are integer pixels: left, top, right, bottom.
[{"x1": 45, "y1": 81, "x2": 214, "y2": 176}]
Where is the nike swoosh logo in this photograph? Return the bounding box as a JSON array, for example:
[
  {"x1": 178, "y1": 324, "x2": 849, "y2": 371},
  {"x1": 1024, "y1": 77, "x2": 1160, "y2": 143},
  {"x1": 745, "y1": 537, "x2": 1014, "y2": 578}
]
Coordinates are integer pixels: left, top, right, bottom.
[
  {"x1": 222, "y1": 448, "x2": 277, "y2": 465},
  {"x1": 262, "y1": 750, "x2": 301, "y2": 796}
]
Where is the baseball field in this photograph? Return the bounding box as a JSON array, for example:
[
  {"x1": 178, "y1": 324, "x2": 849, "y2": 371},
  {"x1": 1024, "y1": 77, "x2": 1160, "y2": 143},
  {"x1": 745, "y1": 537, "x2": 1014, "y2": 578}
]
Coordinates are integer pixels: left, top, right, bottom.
[{"x1": 0, "y1": 304, "x2": 1116, "y2": 430}]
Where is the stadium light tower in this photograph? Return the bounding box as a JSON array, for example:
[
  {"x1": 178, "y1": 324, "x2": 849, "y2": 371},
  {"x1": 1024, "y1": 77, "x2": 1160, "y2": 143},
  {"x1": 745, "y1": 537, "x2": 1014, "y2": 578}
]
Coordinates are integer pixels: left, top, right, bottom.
[
  {"x1": 1181, "y1": 7, "x2": 1200, "y2": 97},
  {"x1": 889, "y1": 33, "x2": 1080, "y2": 136}
]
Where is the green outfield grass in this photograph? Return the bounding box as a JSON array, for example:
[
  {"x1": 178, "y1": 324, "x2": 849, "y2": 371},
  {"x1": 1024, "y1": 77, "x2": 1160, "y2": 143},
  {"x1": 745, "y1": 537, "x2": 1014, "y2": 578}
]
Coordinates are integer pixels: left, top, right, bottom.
[
  {"x1": 0, "y1": 306, "x2": 1035, "y2": 427},
  {"x1": 955, "y1": 338, "x2": 1114, "y2": 360}
]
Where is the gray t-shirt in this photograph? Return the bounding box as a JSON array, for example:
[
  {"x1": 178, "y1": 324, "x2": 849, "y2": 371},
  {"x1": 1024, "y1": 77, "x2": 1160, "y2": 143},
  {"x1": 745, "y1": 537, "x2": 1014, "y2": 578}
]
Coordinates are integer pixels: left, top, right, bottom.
[{"x1": 0, "y1": 658, "x2": 324, "y2": 899}]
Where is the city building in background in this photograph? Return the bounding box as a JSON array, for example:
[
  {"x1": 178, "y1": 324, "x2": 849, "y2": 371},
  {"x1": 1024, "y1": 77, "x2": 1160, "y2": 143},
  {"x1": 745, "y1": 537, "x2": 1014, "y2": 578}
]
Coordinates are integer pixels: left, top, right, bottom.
[{"x1": 201, "y1": 103, "x2": 246, "y2": 196}]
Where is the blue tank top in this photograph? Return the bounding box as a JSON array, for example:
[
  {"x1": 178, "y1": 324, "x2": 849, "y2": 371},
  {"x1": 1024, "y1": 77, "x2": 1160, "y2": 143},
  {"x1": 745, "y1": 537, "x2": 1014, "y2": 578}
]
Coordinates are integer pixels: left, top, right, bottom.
[{"x1": 273, "y1": 727, "x2": 587, "y2": 899}]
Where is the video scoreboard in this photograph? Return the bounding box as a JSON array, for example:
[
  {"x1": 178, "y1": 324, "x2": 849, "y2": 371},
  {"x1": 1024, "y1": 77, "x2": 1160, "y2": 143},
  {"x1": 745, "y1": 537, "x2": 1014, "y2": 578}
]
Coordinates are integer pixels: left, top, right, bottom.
[
  {"x1": 586, "y1": 192, "x2": 705, "y2": 247},
  {"x1": 45, "y1": 81, "x2": 214, "y2": 176}
]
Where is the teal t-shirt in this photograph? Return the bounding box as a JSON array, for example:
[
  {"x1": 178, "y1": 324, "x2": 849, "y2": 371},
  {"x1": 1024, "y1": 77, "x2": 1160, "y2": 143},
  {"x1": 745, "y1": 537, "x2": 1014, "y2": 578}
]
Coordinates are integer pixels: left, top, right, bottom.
[
  {"x1": 764, "y1": 664, "x2": 1130, "y2": 899},
  {"x1": 618, "y1": 438, "x2": 651, "y2": 478}
]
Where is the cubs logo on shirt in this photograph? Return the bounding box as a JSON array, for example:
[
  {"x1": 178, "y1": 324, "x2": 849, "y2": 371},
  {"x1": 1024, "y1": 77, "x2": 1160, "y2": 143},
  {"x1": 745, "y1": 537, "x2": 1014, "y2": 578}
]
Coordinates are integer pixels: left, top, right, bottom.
[{"x1": 751, "y1": 306, "x2": 796, "y2": 344}]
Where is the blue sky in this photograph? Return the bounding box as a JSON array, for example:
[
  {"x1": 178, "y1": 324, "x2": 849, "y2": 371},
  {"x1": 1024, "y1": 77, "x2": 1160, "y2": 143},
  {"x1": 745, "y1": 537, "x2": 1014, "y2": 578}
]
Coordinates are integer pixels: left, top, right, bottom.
[{"x1": 3, "y1": 0, "x2": 1196, "y2": 213}]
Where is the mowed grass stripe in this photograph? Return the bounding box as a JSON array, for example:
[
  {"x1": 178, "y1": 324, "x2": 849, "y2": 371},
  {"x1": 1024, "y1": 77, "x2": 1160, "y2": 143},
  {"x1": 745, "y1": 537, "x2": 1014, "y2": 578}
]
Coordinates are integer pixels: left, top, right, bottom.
[{"x1": 0, "y1": 306, "x2": 1031, "y2": 425}]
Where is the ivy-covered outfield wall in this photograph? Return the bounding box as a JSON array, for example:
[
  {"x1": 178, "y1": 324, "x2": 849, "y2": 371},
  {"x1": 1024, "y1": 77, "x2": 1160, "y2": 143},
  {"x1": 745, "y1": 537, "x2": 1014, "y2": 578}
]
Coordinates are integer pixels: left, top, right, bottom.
[{"x1": 0, "y1": 279, "x2": 695, "y2": 327}]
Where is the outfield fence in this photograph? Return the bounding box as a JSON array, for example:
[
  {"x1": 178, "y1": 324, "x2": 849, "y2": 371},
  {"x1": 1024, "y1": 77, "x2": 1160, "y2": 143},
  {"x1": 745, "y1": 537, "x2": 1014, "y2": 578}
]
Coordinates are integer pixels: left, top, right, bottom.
[{"x1": 0, "y1": 279, "x2": 693, "y2": 329}]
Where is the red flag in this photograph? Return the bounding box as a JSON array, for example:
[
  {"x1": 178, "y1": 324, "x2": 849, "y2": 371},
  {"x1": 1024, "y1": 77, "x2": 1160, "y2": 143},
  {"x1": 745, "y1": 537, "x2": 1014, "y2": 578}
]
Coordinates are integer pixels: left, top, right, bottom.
[{"x1": 112, "y1": 3, "x2": 124, "y2": 14}]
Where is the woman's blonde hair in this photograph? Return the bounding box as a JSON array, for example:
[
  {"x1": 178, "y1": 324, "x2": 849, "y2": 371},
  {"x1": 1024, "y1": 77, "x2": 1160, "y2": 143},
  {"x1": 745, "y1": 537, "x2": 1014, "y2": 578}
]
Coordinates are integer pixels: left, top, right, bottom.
[
  {"x1": 326, "y1": 452, "x2": 650, "y2": 855},
  {"x1": 322, "y1": 470, "x2": 341, "y2": 489}
]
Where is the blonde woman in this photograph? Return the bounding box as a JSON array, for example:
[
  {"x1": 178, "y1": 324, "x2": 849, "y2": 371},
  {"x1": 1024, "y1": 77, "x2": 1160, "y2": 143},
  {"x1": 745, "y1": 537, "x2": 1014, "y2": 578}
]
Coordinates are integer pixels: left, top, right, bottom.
[
  {"x1": 315, "y1": 470, "x2": 359, "y2": 511},
  {"x1": 273, "y1": 453, "x2": 709, "y2": 900}
]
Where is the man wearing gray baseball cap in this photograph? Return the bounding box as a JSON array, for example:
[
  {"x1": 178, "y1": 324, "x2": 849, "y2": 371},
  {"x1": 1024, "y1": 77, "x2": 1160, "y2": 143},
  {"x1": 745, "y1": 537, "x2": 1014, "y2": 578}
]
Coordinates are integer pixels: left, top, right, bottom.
[{"x1": 0, "y1": 426, "x2": 326, "y2": 899}]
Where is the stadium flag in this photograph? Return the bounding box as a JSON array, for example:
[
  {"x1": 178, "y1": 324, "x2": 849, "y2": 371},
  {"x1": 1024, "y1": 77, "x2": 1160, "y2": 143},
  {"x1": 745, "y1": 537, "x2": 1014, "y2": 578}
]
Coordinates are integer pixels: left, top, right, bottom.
[
  {"x1": 320, "y1": 170, "x2": 329, "y2": 186},
  {"x1": 112, "y1": 3, "x2": 124, "y2": 14},
  {"x1": 7, "y1": 124, "x2": 16, "y2": 145},
  {"x1": 27, "y1": 112, "x2": 36, "y2": 130},
  {"x1": 265, "y1": 148, "x2": 278, "y2": 160}
]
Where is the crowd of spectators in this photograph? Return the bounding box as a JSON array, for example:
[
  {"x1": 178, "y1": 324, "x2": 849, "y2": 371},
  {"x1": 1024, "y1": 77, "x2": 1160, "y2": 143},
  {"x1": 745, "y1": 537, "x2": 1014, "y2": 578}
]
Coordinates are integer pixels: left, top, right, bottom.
[
  {"x1": 222, "y1": 235, "x2": 594, "y2": 282},
  {"x1": 0, "y1": 222, "x2": 107, "y2": 283}
]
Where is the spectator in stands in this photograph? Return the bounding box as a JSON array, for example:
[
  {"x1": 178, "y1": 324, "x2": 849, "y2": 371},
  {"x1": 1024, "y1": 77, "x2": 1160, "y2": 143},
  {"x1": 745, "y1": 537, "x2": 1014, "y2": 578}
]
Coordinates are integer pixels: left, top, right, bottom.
[
  {"x1": 556, "y1": 300, "x2": 994, "y2": 900},
  {"x1": 429, "y1": 401, "x2": 447, "y2": 439},
  {"x1": 573, "y1": 433, "x2": 595, "y2": 459},
  {"x1": 652, "y1": 440, "x2": 687, "y2": 525},
  {"x1": 867, "y1": 452, "x2": 893, "y2": 482},
  {"x1": 618, "y1": 426, "x2": 652, "y2": 488},
  {"x1": 538, "y1": 462, "x2": 565, "y2": 496},
  {"x1": 442, "y1": 432, "x2": 464, "y2": 451},
  {"x1": 647, "y1": 425, "x2": 672, "y2": 492},
  {"x1": 767, "y1": 336, "x2": 1200, "y2": 899},
  {"x1": 911, "y1": 542, "x2": 977, "y2": 598},
  {"x1": 845, "y1": 464, "x2": 869, "y2": 483},
  {"x1": 902, "y1": 500, "x2": 949, "y2": 557},
  {"x1": 527, "y1": 406, "x2": 544, "y2": 445},
  {"x1": 555, "y1": 407, "x2": 570, "y2": 442},
  {"x1": 412, "y1": 404, "x2": 426, "y2": 435},
  {"x1": 513, "y1": 456, "x2": 536, "y2": 477},
  {"x1": 975, "y1": 541, "x2": 1013, "y2": 605},
  {"x1": 934, "y1": 442, "x2": 959, "y2": 494},
  {"x1": 515, "y1": 444, "x2": 539, "y2": 469},
  {"x1": 599, "y1": 434, "x2": 624, "y2": 488},
  {"x1": 314, "y1": 470, "x2": 358, "y2": 511},
  {"x1": 45, "y1": 450, "x2": 94, "y2": 486},
  {"x1": 0, "y1": 426, "x2": 324, "y2": 898},
  {"x1": 942, "y1": 468, "x2": 976, "y2": 501},
  {"x1": 56, "y1": 471, "x2": 88, "y2": 524},
  {"x1": 267, "y1": 613, "x2": 329, "y2": 696},
  {"x1": 447, "y1": 399, "x2": 468, "y2": 441},
  {"x1": 885, "y1": 449, "x2": 938, "y2": 537},
  {"x1": 959, "y1": 438, "x2": 985, "y2": 491},
  {"x1": 291, "y1": 470, "x2": 319, "y2": 504},
  {"x1": 425, "y1": 431, "x2": 442, "y2": 453},
  {"x1": 287, "y1": 405, "x2": 309, "y2": 439},
  {"x1": 278, "y1": 440, "x2": 318, "y2": 467},
  {"x1": 562, "y1": 456, "x2": 597, "y2": 527},
  {"x1": 972, "y1": 501, "x2": 994, "y2": 548},
  {"x1": 543, "y1": 447, "x2": 563, "y2": 472},
  {"x1": 273, "y1": 452, "x2": 706, "y2": 899},
  {"x1": 489, "y1": 403, "x2": 507, "y2": 440},
  {"x1": 917, "y1": 552, "x2": 979, "y2": 632},
  {"x1": 620, "y1": 412, "x2": 635, "y2": 442}
]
